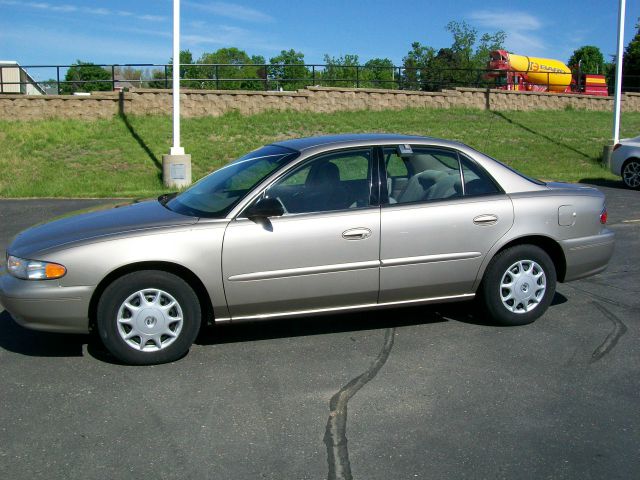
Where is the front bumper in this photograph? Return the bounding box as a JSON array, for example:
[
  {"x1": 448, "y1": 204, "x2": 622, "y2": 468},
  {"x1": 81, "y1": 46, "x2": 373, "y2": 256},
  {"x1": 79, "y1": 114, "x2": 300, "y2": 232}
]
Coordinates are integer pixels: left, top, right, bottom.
[
  {"x1": 0, "y1": 274, "x2": 93, "y2": 333},
  {"x1": 561, "y1": 229, "x2": 615, "y2": 282}
]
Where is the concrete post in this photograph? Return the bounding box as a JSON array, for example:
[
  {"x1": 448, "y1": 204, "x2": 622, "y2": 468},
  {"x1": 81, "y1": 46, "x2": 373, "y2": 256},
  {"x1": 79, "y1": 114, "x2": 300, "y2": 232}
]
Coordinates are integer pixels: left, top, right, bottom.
[{"x1": 162, "y1": 153, "x2": 192, "y2": 189}]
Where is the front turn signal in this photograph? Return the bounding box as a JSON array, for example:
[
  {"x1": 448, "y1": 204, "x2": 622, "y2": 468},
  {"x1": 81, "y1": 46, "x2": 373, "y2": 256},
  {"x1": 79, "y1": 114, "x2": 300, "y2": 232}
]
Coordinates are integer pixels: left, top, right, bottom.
[{"x1": 7, "y1": 255, "x2": 67, "y2": 280}]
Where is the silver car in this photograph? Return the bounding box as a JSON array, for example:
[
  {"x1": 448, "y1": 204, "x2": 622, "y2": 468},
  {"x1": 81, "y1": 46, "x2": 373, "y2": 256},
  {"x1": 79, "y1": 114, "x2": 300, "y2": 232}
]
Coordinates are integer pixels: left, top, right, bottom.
[
  {"x1": 610, "y1": 135, "x2": 640, "y2": 189},
  {"x1": 0, "y1": 134, "x2": 615, "y2": 365}
]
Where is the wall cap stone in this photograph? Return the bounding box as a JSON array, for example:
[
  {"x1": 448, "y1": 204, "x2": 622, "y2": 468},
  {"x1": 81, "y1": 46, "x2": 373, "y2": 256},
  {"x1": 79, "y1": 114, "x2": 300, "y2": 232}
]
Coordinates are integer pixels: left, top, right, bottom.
[
  {"x1": 305, "y1": 86, "x2": 455, "y2": 96},
  {"x1": 454, "y1": 87, "x2": 614, "y2": 100},
  {"x1": 0, "y1": 92, "x2": 122, "y2": 100},
  {"x1": 129, "y1": 87, "x2": 309, "y2": 97}
]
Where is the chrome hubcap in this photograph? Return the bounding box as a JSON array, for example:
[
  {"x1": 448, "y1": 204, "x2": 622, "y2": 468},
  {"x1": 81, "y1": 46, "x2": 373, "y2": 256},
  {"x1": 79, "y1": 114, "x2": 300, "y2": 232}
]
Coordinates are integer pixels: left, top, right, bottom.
[
  {"x1": 623, "y1": 161, "x2": 640, "y2": 188},
  {"x1": 500, "y1": 260, "x2": 546, "y2": 314},
  {"x1": 117, "y1": 289, "x2": 183, "y2": 352}
]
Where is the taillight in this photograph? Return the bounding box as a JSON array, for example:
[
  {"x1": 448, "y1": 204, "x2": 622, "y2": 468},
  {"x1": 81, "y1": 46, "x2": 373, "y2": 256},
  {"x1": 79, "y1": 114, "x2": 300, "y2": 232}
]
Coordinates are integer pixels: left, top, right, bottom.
[
  {"x1": 600, "y1": 207, "x2": 608, "y2": 224},
  {"x1": 613, "y1": 143, "x2": 622, "y2": 151}
]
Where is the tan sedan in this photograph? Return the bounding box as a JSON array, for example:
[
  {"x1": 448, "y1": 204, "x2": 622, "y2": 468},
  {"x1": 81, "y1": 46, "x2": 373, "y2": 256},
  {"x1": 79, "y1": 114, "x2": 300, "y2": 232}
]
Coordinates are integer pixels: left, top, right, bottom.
[{"x1": 0, "y1": 134, "x2": 615, "y2": 364}]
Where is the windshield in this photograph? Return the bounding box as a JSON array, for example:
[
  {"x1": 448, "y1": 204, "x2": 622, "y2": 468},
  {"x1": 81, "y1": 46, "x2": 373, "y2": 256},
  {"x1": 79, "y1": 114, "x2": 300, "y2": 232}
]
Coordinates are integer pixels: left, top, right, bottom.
[{"x1": 165, "y1": 145, "x2": 299, "y2": 218}]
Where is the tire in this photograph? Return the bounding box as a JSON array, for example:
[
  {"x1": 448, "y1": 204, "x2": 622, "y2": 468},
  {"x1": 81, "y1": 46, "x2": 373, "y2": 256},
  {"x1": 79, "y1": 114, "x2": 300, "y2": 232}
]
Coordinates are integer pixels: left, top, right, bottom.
[
  {"x1": 97, "y1": 270, "x2": 201, "y2": 365},
  {"x1": 622, "y1": 159, "x2": 640, "y2": 190},
  {"x1": 479, "y1": 245, "x2": 556, "y2": 326}
]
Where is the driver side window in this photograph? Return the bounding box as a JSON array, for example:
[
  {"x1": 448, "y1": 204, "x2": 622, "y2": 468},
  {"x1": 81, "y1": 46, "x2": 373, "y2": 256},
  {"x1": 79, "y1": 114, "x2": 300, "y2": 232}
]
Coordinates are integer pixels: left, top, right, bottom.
[{"x1": 266, "y1": 149, "x2": 373, "y2": 214}]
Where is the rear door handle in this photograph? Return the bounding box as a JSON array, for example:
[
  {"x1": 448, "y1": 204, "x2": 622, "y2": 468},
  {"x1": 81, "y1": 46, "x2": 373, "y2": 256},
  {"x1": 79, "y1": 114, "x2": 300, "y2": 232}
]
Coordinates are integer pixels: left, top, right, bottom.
[
  {"x1": 473, "y1": 214, "x2": 498, "y2": 226},
  {"x1": 342, "y1": 228, "x2": 372, "y2": 240}
]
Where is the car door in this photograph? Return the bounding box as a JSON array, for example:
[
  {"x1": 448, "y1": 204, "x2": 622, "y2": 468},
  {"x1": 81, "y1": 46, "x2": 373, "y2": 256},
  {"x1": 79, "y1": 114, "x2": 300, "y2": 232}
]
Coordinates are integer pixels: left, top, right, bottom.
[
  {"x1": 222, "y1": 148, "x2": 381, "y2": 319},
  {"x1": 379, "y1": 145, "x2": 514, "y2": 304}
]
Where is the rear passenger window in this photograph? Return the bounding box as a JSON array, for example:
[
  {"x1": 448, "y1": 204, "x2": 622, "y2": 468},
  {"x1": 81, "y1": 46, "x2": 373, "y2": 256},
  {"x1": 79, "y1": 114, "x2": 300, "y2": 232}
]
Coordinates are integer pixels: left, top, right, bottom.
[
  {"x1": 460, "y1": 156, "x2": 501, "y2": 196},
  {"x1": 383, "y1": 147, "x2": 462, "y2": 204}
]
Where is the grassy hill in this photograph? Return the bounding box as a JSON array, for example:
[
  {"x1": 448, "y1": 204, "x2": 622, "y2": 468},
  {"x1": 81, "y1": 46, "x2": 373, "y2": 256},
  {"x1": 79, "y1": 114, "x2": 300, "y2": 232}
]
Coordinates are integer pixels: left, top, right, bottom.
[{"x1": 1, "y1": 108, "x2": 638, "y2": 198}]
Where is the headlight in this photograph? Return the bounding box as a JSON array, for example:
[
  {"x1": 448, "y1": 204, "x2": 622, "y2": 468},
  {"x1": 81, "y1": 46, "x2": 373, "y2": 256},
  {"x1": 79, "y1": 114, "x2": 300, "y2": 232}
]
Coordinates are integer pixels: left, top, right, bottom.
[{"x1": 7, "y1": 255, "x2": 67, "y2": 280}]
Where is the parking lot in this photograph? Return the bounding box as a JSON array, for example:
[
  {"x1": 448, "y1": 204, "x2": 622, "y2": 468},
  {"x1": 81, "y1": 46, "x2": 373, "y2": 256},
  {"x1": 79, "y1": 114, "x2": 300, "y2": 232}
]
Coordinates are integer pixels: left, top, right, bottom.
[{"x1": 0, "y1": 184, "x2": 638, "y2": 480}]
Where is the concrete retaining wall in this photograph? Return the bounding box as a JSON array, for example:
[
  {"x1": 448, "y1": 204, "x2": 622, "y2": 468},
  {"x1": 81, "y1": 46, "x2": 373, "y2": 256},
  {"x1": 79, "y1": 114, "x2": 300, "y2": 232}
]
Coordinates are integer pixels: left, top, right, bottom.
[{"x1": 1, "y1": 86, "x2": 639, "y2": 121}]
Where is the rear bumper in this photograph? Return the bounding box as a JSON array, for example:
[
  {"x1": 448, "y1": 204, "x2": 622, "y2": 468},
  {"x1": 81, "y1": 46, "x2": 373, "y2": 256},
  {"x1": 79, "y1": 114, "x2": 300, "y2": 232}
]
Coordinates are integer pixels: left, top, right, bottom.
[
  {"x1": 561, "y1": 229, "x2": 615, "y2": 282},
  {"x1": 0, "y1": 274, "x2": 92, "y2": 333}
]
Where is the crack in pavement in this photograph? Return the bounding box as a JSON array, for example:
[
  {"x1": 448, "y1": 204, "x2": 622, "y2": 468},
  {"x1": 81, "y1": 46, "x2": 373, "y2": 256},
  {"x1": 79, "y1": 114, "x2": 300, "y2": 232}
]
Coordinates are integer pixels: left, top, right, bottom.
[
  {"x1": 324, "y1": 328, "x2": 395, "y2": 480},
  {"x1": 563, "y1": 283, "x2": 637, "y2": 310},
  {"x1": 590, "y1": 301, "x2": 628, "y2": 364}
]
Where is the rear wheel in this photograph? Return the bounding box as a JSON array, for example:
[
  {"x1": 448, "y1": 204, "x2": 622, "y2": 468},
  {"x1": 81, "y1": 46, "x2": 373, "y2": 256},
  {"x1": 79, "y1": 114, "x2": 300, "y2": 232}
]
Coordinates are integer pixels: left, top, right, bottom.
[
  {"x1": 97, "y1": 270, "x2": 201, "y2": 365},
  {"x1": 480, "y1": 245, "x2": 556, "y2": 326},
  {"x1": 622, "y1": 159, "x2": 640, "y2": 189}
]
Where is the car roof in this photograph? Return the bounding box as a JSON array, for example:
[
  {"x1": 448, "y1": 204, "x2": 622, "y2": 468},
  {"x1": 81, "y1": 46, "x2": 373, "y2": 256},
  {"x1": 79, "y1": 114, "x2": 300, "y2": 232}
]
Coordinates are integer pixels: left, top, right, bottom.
[{"x1": 271, "y1": 133, "x2": 467, "y2": 152}]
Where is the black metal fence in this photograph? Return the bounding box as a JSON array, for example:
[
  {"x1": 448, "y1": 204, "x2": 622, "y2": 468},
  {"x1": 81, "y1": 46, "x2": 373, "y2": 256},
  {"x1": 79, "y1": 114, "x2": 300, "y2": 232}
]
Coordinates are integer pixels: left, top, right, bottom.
[{"x1": 1, "y1": 62, "x2": 637, "y2": 95}]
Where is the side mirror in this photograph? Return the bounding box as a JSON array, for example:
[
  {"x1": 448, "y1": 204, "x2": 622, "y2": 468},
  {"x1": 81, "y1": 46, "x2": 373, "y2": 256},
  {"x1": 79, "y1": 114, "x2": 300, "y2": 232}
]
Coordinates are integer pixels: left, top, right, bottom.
[{"x1": 246, "y1": 197, "x2": 284, "y2": 219}]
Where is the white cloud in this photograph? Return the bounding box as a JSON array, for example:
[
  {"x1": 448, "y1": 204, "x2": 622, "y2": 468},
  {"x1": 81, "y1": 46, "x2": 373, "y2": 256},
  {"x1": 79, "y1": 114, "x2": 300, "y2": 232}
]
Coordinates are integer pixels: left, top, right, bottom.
[
  {"x1": 83, "y1": 7, "x2": 110, "y2": 16},
  {"x1": 469, "y1": 10, "x2": 548, "y2": 56},
  {"x1": 470, "y1": 11, "x2": 542, "y2": 32},
  {"x1": 51, "y1": 5, "x2": 77, "y2": 13},
  {"x1": 118, "y1": 24, "x2": 283, "y2": 54},
  {"x1": 186, "y1": 1, "x2": 274, "y2": 23},
  {"x1": 0, "y1": 1, "x2": 167, "y2": 23},
  {"x1": 0, "y1": 25, "x2": 170, "y2": 63},
  {"x1": 138, "y1": 14, "x2": 166, "y2": 22}
]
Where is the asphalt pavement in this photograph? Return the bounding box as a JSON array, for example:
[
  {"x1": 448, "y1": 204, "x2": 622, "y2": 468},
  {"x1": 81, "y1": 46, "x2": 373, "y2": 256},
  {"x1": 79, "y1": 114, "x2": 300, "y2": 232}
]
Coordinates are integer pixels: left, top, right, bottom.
[{"x1": 0, "y1": 186, "x2": 638, "y2": 480}]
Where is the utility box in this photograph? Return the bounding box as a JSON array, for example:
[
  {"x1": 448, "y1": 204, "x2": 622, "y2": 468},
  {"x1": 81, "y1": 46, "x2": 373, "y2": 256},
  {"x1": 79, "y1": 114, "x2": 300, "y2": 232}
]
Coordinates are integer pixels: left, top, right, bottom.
[{"x1": 162, "y1": 154, "x2": 192, "y2": 188}]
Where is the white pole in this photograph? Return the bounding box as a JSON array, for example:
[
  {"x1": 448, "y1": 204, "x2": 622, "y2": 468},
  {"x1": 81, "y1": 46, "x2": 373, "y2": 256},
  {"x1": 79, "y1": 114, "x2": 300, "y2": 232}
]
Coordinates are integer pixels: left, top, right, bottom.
[
  {"x1": 171, "y1": 0, "x2": 184, "y2": 155},
  {"x1": 612, "y1": 0, "x2": 626, "y2": 145}
]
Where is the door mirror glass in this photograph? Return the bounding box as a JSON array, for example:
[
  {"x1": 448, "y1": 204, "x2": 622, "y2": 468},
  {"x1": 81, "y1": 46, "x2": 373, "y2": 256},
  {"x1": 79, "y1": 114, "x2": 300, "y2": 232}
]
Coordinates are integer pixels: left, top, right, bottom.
[{"x1": 245, "y1": 197, "x2": 285, "y2": 219}]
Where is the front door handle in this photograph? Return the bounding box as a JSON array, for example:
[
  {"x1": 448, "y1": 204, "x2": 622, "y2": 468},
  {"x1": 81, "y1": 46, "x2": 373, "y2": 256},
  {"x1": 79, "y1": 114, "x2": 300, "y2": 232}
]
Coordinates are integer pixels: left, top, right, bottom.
[
  {"x1": 473, "y1": 214, "x2": 498, "y2": 226},
  {"x1": 342, "y1": 228, "x2": 372, "y2": 240}
]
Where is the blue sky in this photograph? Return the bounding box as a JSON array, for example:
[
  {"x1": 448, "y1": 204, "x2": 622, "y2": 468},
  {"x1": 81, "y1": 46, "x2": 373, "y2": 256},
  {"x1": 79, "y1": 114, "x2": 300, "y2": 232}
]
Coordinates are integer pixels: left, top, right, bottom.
[{"x1": 1, "y1": 0, "x2": 638, "y2": 74}]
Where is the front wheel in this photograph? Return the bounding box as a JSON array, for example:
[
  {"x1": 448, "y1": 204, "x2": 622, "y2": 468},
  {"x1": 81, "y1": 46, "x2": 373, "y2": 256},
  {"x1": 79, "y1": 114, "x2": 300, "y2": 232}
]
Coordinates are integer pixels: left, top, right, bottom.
[
  {"x1": 97, "y1": 270, "x2": 201, "y2": 365},
  {"x1": 479, "y1": 245, "x2": 556, "y2": 326}
]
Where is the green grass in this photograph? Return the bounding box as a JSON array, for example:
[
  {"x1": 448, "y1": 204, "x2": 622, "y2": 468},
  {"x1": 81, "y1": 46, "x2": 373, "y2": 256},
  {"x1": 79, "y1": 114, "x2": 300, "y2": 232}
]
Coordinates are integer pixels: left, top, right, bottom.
[{"x1": 1, "y1": 108, "x2": 638, "y2": 197}]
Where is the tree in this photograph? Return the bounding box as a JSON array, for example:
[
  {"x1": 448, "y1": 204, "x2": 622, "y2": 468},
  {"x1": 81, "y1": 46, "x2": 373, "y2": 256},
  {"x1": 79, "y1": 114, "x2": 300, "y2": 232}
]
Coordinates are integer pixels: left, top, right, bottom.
[
  {"x1": 113, "y1": 66, "x2": 143, "y2": 89},
  {"x1": 269, "y1": 49, "x2": 309, "y2": 90},
  {"x1": 429, "y1": 48, "x2": 459, "y2": 89},
  {"x1": 402, "y1": 21, "x2": 505, "y2": 91},
  {"x1": 475, "y1": 31, "x2": 507, "y2": 69},
  {"x1": 361, "y1": 58, "x2": 395, "y2": 88},
  {"x1": 568, "y1": 46, "x2": 605, "y2": 74},
  {"x1": 61, "y1": 60, "x2": 112, "y2": 94},
  {"x1": 197, "y1": 48, "x2": 265, "y2": 90},
  {"x1": 146, "y1": 68, "x2": 169, "y2": 89},
  {"x1": 321, "y1": 54, "x2": 360, "y2": 87},
  {"x1": 401, "y1": 42, "x2": 436, "y2": 89},
  {"x1": 445, "y1": 21, "x2": 506, "y2": 87},
  {"x1": 447, "y1": 21, "x2": 476, "y2": 70},
  {"x1": 623, "y1": 18, "x2": 640, "y2": 92}
]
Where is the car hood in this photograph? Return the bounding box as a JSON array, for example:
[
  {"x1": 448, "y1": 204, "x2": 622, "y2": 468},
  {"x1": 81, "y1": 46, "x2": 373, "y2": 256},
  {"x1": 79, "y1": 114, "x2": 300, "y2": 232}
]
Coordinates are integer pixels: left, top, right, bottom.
[{"x1": 8, "y1": 200, "x2": 197, "y2": 258}]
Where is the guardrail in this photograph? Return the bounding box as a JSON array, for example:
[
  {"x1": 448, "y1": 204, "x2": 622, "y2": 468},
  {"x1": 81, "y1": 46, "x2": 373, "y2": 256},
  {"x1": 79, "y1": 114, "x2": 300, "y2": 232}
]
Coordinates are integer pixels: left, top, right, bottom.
[{"x1": 0, "y1": 62, "x2": 636, "y2": 95}]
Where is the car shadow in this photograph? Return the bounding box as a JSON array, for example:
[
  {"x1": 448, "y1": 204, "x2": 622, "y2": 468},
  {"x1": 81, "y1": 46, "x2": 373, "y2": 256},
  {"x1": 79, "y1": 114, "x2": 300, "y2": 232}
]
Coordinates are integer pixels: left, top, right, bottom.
[
  {"x1": 578, "y1": 178, "x2": 627, "y2": 190},
  {"x1": 0, "y1": 310, "x2": 87, "y2": 357},
  {"x1": 196, "y1": 301, "x2": 501, "y2": 346},
  {"x1": 1, "y1": 297, "x2": 566, "y2": 362},
  {"x1": 551, "y1": 291, "x2": 569, "y2": 306}
]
